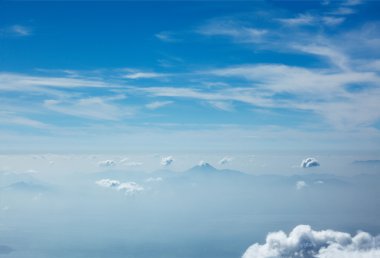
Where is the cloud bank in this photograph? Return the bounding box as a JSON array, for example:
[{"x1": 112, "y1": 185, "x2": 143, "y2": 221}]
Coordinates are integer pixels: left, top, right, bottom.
[
  {"x1": 301, "y1": 157, "x2": 320, "y2": 168},
  {"x1": 243, "y1": 225, "x2": 380, "y2": 258}
]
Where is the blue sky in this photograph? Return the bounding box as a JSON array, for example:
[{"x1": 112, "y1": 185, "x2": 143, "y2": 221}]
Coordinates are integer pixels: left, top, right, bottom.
[{"x1": 1, "y1": 0, "x2": 380, "y2": 152}]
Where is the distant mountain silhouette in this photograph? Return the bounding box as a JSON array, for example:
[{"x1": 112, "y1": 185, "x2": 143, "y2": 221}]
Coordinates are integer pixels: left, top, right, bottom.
[
  {"x1": 3, "y1": 181, "x2": 50, "y2": 192},
  {"x1": 185, "y1": 161, "x2": 247, "y2": 177},
  {"x1": 353, "y1": 159, "x2": 380, "y2": 165}
]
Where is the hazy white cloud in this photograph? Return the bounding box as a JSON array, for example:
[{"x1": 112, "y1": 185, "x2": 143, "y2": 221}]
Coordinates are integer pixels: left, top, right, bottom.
[
  {"x1": 155, "y1": 31, "x2": 179, "y2": 42},
  {"x1": 330, "y1": 7, "x2": 355, "y2": 15},
  {"x1": 161, "y1": 156, "x2": 174, "y2": 166},
  {"x1": 301, "y1": 157, "x2": 320, "y2": 168},
  {"x1": 243, "y1": 225, "x2": 380, "y2": 258},
  {"x1": 95, "y1": 178, "x2": 144, "y2": 195},
  {"x1": 0, "y1": 73, "x2": 109, "y2": 92},
  {"x1": 277, "y1": 14, "x2": 316, "y2": 26},
  {"x1": 44, "y1": 96, "x2": 133, "y2": 121},
  {"x1": 0, "y1": 112, "x2": 49, "y2": 129},
  {"x1": 146, "y1": 177, "x2": 163, "y2": 182},
  {"x1": 146, "y1": 101, "x2": 173, "y2": 110},
  {"x1": 208, "y1": 101, "x2": 234, "y2": 111},
  {"x1": 322, "y1": 16, "x2": 345, "y2": 26},
  {"x1": 219, "y1": 156, "x2": 232, "y2": 165},
  {"x1": 95, "y1": 178, "x2": 120, "y2": 188},
  {"x1": 122, "y1": 161, "x2": 143, "y2": 167},
  {"x1": 117, "y1": 182, "x2": 144, "y2": 194},
  {"x1": 1, "y1": 25, "x2": 31, "y2": 37},
  {"x1": 295, "y1": 44, "x2": 349, "y2": 70},
  {"x1": 198, "y1": 20, "x2": 267, "y2": 43},
  {"x1": 98, "y1": 160, "x2": 116, "y2": 168},
  {"x1": 122, "y1": 69, "x2": 167, "y2": 79},
  {"x1": 296, "y1": 180, "x2": 308, "y2": 190}
]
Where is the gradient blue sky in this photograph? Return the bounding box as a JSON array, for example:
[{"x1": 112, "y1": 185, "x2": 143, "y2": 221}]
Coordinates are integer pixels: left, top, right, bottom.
[{"x1": 1, "y1": 0, "x2": 380, "y2": 152}]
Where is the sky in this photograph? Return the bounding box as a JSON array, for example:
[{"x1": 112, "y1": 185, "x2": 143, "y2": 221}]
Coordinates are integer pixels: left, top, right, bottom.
[
  {"x1": 1, "y1": 0, "x2": 380, "y2": 153},
  {"x1": 1, "y1": 1, "x2": 380, "y2": 257}
]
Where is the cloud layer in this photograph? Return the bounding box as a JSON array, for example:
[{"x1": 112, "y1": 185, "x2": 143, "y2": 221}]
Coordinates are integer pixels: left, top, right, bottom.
[{"x1": 243, "y1": 225, "x2": 380, "y2": 258}]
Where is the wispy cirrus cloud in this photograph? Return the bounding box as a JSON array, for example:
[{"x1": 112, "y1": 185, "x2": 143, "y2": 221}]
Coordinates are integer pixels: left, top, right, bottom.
[
  {"x1": 43, "y1": 95, "x2": 134, "y2": 121},
  {"x1": 145, "y1": 101, "x2": 173, "y2": 110},
  {"x1": 197, "y1": 19, "x2": 267, "y2": 43},
  {"x1": 0, "y1": 72, "x2": 110, "y2": 92},
  {"x1": 155, "y1": 31, "x2": 180, "y2": 42},
  {"x1": 0, "y1": 25, "x2": 32, "y2": 37}
]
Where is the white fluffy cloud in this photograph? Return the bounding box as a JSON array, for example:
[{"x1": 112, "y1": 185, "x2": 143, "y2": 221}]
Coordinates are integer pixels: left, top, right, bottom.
[
  {"x1": 301, "y1": 157, "x2": 320, "y2": 168},
  {"x1": 161, "y1": 156, "x2": 174, "y2": 166},
  {"x1": 95, "y1": 179, "x2": 144, "y2": 195},
  {"x1": 243, "y1": 225, "x2": 380, "y2": 258}
]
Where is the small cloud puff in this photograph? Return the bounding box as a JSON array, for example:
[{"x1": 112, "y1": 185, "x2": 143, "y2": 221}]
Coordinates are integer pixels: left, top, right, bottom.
[
  {"x1": 219, "y1": 156, "x2": 233, "y2": 165},
  {"x1": 243, "y1": 224, "x2": 380, "y2": 258},
  {"x1": 301, "y1": 157, "x2": 320, "y2": 168},
  {"x1": 161, "y1": 156, "x2": 174, "y2": 166},
  {"x1": 98, "y1": 160, "x2": 116, "y2": 168},
  {"x1": 96, "y1": 179, "x2": 120, "y2": 188},
  {"x1": 95, "y1": 179, "x2": 143, "y2": 195},
  {"x1": 296, "y1": 180, "x2": 308, "y2": 190}
]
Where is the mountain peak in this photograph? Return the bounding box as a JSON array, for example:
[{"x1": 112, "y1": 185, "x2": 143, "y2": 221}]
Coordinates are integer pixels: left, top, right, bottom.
[
  {"x1": 186, "y1": 161, "x2": 218, "y2": 175},
  {"x1": 198, "y1": 160, "x2": 214, "y2": 169}
]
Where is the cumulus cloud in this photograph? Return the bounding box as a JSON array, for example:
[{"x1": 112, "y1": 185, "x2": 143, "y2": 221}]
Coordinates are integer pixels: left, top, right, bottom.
[
  {"x1": 161, "y1": 156, "x2": 174, "y2": 166},
  {"x1": 301, "y1": 157, "x2": 320, "y2": 168},
  {"x1": 219, "y1": 156, "x2": 233, "y2": 165},
  {"x1": 117, "y1": 182, "x2": 144, "y2": 194},
  {"x1": 243, "y1": 224, "x2": 380, "y2": 258},
  {"x1": 296, "y1": 180, "x2": 308, "y2": 190},
  {"x1": 95, "y1": 179, "x2": 143, "y2": 195},
  {"x1": 98, "y1": 160, "x2": 116, "y2": 168}
]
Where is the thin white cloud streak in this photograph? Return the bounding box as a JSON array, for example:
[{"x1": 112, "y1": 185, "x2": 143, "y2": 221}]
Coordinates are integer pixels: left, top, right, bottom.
[
  {"x1": 145, "y1": 101, "x2": 173, "y2": 110},
  {"x1": 295, "y1": 45, "x2": 349, "y2": 70},
  {"x1": 43, "y1": 97, "x2": 134, "y2": 121},
  {"x1": 0, "y1": 25, "x2": 32, "y2": 37},
  {"x1": 0, "y1": 112, "x2": 49, "y2": 129},
  {"x1": 121, "y1": 69, "x2": 169, "y2": 80},
  {"x1": 197, "y1": 19, "x2": 267, "y2": 43},
  {"x1": 207, "y1": 101, "x2": 234, "y2": 111},
  {"x1": 155, "y1": 31, "x2": 179, "y2": 42},
  {"x1": 9, "y1": 25, "x2": 31, "y2": 36},
  {"x1": 277, "y1": 14, "x2": 316, "y2": 26},
  {"x1": 0, "y1": 73, "x2": 110, "y2": 92}
]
